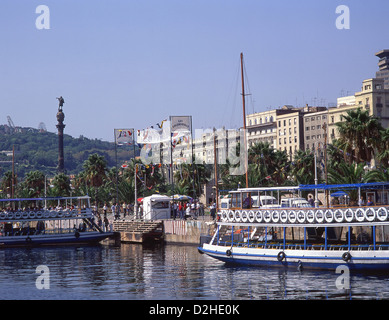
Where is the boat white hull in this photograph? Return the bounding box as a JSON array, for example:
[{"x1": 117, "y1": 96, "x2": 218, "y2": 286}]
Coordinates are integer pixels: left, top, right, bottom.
[
  {"x1": 199, "y1": 243, "x2": 389, "y2": 271},
  {"x1": 0, "y1": 231, "x2": 114, "y2": 248}
]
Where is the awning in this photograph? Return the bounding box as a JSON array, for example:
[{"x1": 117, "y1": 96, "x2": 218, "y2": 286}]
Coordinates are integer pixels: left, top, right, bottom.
[
  {"x1": 330, "y1": 191, "x2": 348, "y2": 197},
  {"x1": 299, "y1": 182, "x2": 389, "y2": 191}
]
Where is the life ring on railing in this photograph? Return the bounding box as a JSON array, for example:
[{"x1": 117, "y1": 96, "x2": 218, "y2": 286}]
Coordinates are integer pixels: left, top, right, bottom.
[
  {"x1": 264, "y1": 210, "x2": 272, "y2": 223},
  {"x1": 355, "y1": 208, "x2": 365, "y2": 222},
  {"x1": 57, "y1": 210, "x2": 64, "y2": 218},
  {"x1": 288, "y1": 210, "x2": 297, "y2": 223},
  {"x1": 280, "y1": 210, "x2": 288, "y2": 223},
  {"x1": 36, "y1": 211, "x2": 43, "y2": 219},
  {"x1": 50, "y1": 211, "x2": 57, "y2": 218},
  {"x1": 221, "y1": 210, "x2": 228, "y2": 222},
  {"x1": 271, "y1": 210, "x2": 280, "y2": 223},
  {"x1": 255, "y1": 211, "x2": 263, "y2": 223},
  {"x1": 344, "y1": 208, "x2": 354, "y2": 223},
  {"x1": 7, "y1": 212, "x2": 14, "y2": 220},
  {"x1": 342, "y1": 251, "x2": 352, "y2": 262},
  {"x1": 297, "y1": 210, "x2": 306, "y2": 223},
  {"x1": 364, "y1": 207, "x2": 376, "y2": 222},
  {"x1": 64, "y1": 210, "x2": 71, "y2": 217},
  {"x1": 315, "y1": 210, "x2": 324, "y2": 223},
  {"x1": 226, "y1": 249, "x2": 232, "y2": 257},
  {"x1": 241, "y1": 210, "x2": 248, "y2": 223},
  {"x1": 234, "y1": 210, "x2": 241, "y2": 222},
  {"x1": 71, "y1": 210, "x2": 78, "y2": 217},
  {"x1": 324, "y1": 209, "x2": 334, "y2": 223},
  {"x1": 0, "y1": 212, "x2": 6, "y2": 220},
  {"x1": 22, "y1": 212, "x2": 29, "y2": 219},
  {"x1": 228, "y1": 210, "x2": 235, "y2": 222},
  {"x1": 43, "y1": 211, "x2": 50, "y2": 218},
  {"x1": 377, "y1": 207, "x2": 388, "y2": 222},
  {"x1": 334, "y1": 209, "x2": 344, "y2": 223},
  {"x1": 28, "y1": 211, "x2": 36, "y2": 219},
  {"x1": 306, "y1": 210, "x2": 315, "y2": 223},
  {"x1": 277, "y1": 251, "x2": 286, "y2": 262},
  {"x1": 248, "y1": 211, "x2": 255, "y2": 223},
  {"x1": 14, "y1": 212, "x2": 22, "y2": 219}
]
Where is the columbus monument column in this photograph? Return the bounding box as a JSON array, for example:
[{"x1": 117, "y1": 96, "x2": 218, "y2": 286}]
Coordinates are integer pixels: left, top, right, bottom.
[{"x1": 56, "y1": 96, "x2": 66, "y2": 174}]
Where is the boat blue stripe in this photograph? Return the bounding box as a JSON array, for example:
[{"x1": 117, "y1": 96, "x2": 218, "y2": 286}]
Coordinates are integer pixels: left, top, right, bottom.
[{"x1": 199, "y1": 247, "x2": 389, "y2": 261}]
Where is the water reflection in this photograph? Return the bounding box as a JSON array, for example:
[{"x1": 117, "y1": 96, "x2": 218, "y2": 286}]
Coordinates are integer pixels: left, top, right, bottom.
[{"x1": 0, "y1": 244, "x2": 389, "y2": 299}]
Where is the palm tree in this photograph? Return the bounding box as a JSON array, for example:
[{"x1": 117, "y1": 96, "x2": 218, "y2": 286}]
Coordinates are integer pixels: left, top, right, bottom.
[
  {"x1": 290, "y1": 150, "x2": 316, "y2": 185},
  {"x1": 336, "y1": 108, "x2": 383, "y2": 163},
  {"x1": 328, "y1": 162, "x2": 368, "y2": 202},
  {"x1": 327, "y1": 140, "x2": 347, "y2": 172},
  {"x1": 52, "y1": 173, "x2": 71, "y2": 197},
  {"x1": 248, "y1": 142, "x2": 289, "y2": 186},
  {"x1": 83, "y1": 153, "x2": 108, "y2": 207},
  {"x1": 377, "y1": 127, "x2": 389, "y2": 167},
  {"x1": 364, "y1": 167, "x2": 389, "y2": 183},
  {"x1": 173, "y1": 162, "x2": 211, "y2": 198},
  {"x1": 0, "y1": 171, "x2": 13, "y2": 198},
  {"x1": 22, "y1": 170, "x2": 45, "y2": 197}
]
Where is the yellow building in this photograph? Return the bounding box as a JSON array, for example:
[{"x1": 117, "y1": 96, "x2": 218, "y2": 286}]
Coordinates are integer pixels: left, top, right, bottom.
[{"x1": 354, "y1": 78, "x2": 389, "y2": 128}]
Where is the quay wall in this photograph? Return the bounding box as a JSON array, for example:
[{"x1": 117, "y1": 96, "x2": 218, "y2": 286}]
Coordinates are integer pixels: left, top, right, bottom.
[{"x1": 163, "y1": 219, "x2": 216, "y2": 245}]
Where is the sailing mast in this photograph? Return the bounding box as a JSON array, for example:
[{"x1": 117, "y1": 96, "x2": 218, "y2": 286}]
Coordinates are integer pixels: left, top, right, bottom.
[{"x1": 240, "y1": 52, "x2": 249, "y2": 188}]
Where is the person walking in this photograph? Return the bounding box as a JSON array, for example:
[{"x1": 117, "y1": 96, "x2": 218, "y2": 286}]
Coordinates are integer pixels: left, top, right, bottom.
[
  {"x1": 111, "y1": 203, "x2": 116, "y2": 220},
  {"x1": 103, "y1": 203, "x2": 108, "y2": 218}
]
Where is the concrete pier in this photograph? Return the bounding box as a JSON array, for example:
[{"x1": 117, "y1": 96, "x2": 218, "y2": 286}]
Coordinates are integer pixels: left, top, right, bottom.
[{"x1": 112, "y1": 218, "x2": 216, "y2": 245}]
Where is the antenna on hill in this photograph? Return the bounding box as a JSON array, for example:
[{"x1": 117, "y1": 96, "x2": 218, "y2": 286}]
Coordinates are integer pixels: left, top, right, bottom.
[{"x1": 38, "y1": 122, "x2": 47, "y2": 132}]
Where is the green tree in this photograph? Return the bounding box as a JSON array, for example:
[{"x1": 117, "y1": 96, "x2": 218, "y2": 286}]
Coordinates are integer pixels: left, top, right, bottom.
[
  {"x1": 377, "y1": 127, "x2": 389, "y2": 167},
  {"x1": 20, "y1": 170, "x2": 45, "y2": 197},
  {"x1": 52, "y1": 173, "x2": 71, "y2": 197},
  {"x1": 82, "y1": 153, "x2": 108, "y2": 207},
  {"x1": 336, "y1": 108, "x2": 383, "y2": 163},
  {"x1": 290, "y1": 150, "x2": 316, "y2": 185}
]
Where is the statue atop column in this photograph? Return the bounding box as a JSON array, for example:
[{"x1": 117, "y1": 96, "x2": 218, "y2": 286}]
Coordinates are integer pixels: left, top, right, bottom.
[
  {"x1": 56, "y1": 96, "x2": 65, "y2": 111},
  {"x1": 56, "y1": 96, "x2": 66, "y2": 173}
]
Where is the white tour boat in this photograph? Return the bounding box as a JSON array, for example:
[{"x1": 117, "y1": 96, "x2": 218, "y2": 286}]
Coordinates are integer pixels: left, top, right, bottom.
[
  {"x1": 198, "y1": 182, "x2": 389, "y2": 271},
  {"x1": 0, "y1": 196, "x2": 114, "y2": 247}
]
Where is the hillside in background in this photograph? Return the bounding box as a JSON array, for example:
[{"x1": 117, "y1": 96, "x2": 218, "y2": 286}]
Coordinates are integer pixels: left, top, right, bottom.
[{"x1": 0, "y1": 125, "x2": 137, "y2": 178}]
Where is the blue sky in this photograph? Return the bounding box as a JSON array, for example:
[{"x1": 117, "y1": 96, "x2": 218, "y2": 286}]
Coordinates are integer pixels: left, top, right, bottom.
[{"x1": 1, "y1": 0, "x2": 388, "y2": 142}]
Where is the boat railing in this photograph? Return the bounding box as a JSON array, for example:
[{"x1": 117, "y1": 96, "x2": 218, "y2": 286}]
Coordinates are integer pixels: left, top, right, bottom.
[
  {"x1": 1, "y1": 219, "x2": 96, "y2": 237},
  {"x1": 218, "y1": 205, "x2": 389, "y2": 225},
  {"x1": 215, "y1": 239, "x2": 389, "y2": 251},
  {"x1": 0, "y1": 207, "x2": 94, "y2": 221}
]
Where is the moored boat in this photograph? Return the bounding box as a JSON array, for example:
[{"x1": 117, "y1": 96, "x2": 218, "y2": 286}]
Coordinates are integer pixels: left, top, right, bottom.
[
  {"x1": 0, "y1": 196, "x2": 114, "y2": 247},
  {"x1": 198, "y1": 182, "x2": 389, "y2": 271}
]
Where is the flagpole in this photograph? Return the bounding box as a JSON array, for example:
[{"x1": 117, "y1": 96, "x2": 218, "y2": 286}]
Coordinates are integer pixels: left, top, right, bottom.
[
  {"x1": 240, "y1": 53, "x2": 249, "y2": 188},
  {"x1": 134, "y1": 163, "x2": 138, "y2": 219},
  {"x1": 114, "y1": 129, "x2": 119, "y2": 208}
]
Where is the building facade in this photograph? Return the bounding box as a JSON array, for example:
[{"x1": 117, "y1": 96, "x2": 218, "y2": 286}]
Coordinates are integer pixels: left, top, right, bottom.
[{"x1": 376, "y1": 49, "x2": 389, "y2": 90}]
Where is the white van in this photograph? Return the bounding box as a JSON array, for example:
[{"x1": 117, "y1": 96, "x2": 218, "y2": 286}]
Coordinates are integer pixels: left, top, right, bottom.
[
  {"x1": 280, "y1": 197, "x2": 311, "y2": 208},
  {"x1": 142, "y1": 194, "x2": 171, "y2": 220},
  {"x1": 251, "y1": 195, "x2": 280, "y2": 208}
]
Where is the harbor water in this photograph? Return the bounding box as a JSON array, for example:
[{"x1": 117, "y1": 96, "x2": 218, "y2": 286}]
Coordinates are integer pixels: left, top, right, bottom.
[{"x1": 1, "y1": 243, "x2": 389, "y2": 300}]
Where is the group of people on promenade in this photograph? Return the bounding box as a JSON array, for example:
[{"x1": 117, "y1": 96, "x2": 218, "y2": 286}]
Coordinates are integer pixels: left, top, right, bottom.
[
  {"x1": 93, "y1": 198, "x2": 217, "y2": 226},
  {"x1": 171, "y1": 201, "x2": 205, "y2": 220}
]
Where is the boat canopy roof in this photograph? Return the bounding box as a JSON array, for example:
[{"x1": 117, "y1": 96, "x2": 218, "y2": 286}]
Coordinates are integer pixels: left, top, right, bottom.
[
  {"x1": 299, "y1": 182, "x2": 389, "y2": 190},
  {"x1": 0, "y1": 195, "x2": 91, "y2": 202},
  {"x1": 233, "y1": 186, "x2": 300, "y2": 193},
  {"x1": 231, "y1": 182, "x2": 389, "y2": 194}
]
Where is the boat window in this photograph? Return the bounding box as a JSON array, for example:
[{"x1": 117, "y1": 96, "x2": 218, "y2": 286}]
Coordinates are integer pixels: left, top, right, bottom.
[
  {"x1": 242, "y1": 192, "x2": 253, "y2": 209},
  {"x1": 231, "y1": 193, "x2": 242, "y2": 209},
  {"x1": 262, "y1": 198, "x2": 278, "y2": 205},
  {"x1": 152, "y1": 201, "x2": 169, "y2": 209},
  {"x1": 221, "y1": 202, "x2": 228, "y2": 209}
]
